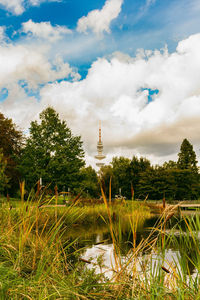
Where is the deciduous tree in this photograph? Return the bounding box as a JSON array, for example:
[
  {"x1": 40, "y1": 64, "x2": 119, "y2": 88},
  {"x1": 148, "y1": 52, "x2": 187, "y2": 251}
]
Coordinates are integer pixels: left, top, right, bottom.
[
  {"x1": 0, "y1": 149, "x2": 9, "y2": 193},
  {"x1": 19, "y1": 107, "x2": 85, "y2": 191},
  {"x1": 78, "y1": 166, "x2": 99, "y2": 198},
  {"x1": 0, "y1": 112, "x2": 23, "y2": 194}
]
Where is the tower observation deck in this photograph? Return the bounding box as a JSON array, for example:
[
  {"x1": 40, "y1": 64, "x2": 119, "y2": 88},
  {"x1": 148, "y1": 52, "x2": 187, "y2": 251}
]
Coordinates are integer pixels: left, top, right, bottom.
[{"x1": 95, "y1": 122, "x2": 106, "y2": 167}]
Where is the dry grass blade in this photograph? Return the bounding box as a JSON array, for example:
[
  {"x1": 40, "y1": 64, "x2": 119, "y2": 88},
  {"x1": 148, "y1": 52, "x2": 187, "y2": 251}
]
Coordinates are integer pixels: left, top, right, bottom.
[{"x1": 109, "y1": 176, "x2": 112, "y2": 206}]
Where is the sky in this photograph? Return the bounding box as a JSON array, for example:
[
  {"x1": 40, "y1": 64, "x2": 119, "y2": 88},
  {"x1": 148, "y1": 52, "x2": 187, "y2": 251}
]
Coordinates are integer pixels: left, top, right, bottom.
[{"x1": 1, "y1": 0, "x2": 200, "y2": 167}]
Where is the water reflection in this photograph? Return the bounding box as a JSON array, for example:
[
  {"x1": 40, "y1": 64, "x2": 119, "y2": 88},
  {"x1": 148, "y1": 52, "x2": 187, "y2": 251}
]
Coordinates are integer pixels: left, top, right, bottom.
[{"x1": 65, "y1": 212, "x2": 200, "y2": 277}]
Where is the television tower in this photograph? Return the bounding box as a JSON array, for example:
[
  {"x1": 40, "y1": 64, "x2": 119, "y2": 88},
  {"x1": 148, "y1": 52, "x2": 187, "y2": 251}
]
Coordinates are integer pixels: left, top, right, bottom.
[{"x1": 95, "y1": 121, "x2": 106, "y2": 168}]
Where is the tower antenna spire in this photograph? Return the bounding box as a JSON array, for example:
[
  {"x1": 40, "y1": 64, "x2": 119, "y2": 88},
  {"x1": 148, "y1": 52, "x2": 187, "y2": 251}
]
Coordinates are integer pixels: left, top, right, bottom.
[
  {"x1": 95, "y1": 121, "x2": 106, "y2": 168},
  {"x1": 99, "y1": 120, "x2": 101, "y2": 143}
]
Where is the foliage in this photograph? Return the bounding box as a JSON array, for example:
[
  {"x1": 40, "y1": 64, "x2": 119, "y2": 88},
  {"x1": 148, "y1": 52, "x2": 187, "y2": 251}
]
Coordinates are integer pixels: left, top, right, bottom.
[
  {"x1": 138, "y1": 167, "x2": 200, "y2": 200},
  {"x1": 163, "y1": 160, "x2": 177, "y2": 169},
  {"x1": 0, "y1": 149, "x2": 9, "y2": 193},
  {"x1": 19, "y1": 107, "x2": 85, "y2": 191},
  {"x1": 177, "y1": 138, "x2": 198, "y2": 172},
  {"x1": 100, "y1": 139, "x2": 200, "y2": 200},
  {"x1": 171, "y1": 169, "x2": 200, "y2": 200},
  {"x1": 138, "y1": 166, "x2": 176, "y2": 200},
  {"x1": 128, "y1": 156, "x2": 151, "y2": 197},
  {"x1": 100, "y1": 164, "x2": 116, "y2": 197},
  {"x1": 0, "y1": 112, "x2": 23, "y2": 194},
  {"x1": 78, "y1": 166, "x2": 100, "y2": 198},
  {"x1": 100, "y1": 156, "x2": 151, "y2": 199},
  {"x1": 112, "y1": 156, "x2": 131, "y2": 198}
]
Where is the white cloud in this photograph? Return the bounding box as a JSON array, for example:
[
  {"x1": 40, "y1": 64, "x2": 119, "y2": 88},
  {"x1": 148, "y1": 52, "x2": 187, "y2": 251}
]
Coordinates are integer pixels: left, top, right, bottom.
[
  {"x1": 77, "y1": 0, "x2": 123, "y2": 35},
  {"x1": 2, "y1": 33, "x2": 200, "y2": 167},
  {"x1": 39, "y1": 33, "x2": 200, "y2": 165},
  {"x1": 0, "y1": 43, "x2": 76, "y2": 90},
  {"x1": 22, "y1": 20, "x2": 71, "y2": 42},
  {"x1": 0, "y1": 0, "x2": 58, "y2": 15},
  {"x1": 0, "y1": 0, "x2": 24, "y2": 15},
  {"x1": 0, "y1": 83, "x2": 40, "y2": 128},
  {"x1": 0, "y1": 40, "x2": 79, "y2": 128}
]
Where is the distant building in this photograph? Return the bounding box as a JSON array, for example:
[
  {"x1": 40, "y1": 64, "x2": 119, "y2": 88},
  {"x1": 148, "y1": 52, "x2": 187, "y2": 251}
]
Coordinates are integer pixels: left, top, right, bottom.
[{"x1": 95, "y1": 121, "x2": 106, "y2": 167}]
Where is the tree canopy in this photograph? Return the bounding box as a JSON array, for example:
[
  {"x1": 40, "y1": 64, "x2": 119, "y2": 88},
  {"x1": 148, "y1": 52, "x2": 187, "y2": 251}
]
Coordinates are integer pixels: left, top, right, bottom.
[
  {"x1": 0, "y1": 112, "x2": 22, "y2": 157},
  {"x1": 19, "y1": 107, "x2": 85, "y2": 191},
  {"x1": 78, "y1": 166, "x2": 99, "y2": 198},
  {"x1": 0, "y1": 149, "x2": 9, "y2": 193},
  {"x1": 100, "y1": 140, "x2": 200, "y2": 200},
  {"x1": 100, "y1": 156, "x2": 151, "y2": 199},
  {"x1": 0, "y1": 112, "x2": 23, "y2": 194},
  {"x1": 177, "y1": 138, "x2": 198, "y2": 172}
]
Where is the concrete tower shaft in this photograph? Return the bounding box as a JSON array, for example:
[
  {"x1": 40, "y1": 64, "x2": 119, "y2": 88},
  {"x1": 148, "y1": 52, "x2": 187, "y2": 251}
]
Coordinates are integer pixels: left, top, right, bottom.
[{"x1": 95, "y1": 121, "x2": 106, "y2": 166}]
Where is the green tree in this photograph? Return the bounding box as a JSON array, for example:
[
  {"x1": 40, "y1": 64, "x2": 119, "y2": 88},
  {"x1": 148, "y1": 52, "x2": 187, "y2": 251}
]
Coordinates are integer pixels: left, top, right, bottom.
[
  {"x1": 100, "y1": 156, "x2": 151, "y2": 199},
  {"x1": 99, "y1": 157, "x2": 130, "y2": 198},
  {"x1": 79, "y1": 166, "x2": 99, "y2": 198},
  {"x1": 100, "y1": 164, "x2": 116, "y2": 198},
  {"x1": 112, "y1": 157, "x2": 131, "y2": 198},
  {"x1": 176, "y1": 139, "x2": 200, "y2": 199},
  {"x1": 0, "y1": 112, "x2": 23, "y2": 194},
  {"x1": 138, "y1": 166, "x2": 176, "y2": 200},
  {"x1": 163, "y1": 160, "x2": 177, "y2": 170},
  {"x1": 172, "y1": 169, "x2": 199, "y2": 200},
  {"x1": 0, "y1": 149, "x2": 9, "y2": 193},
  {"x1": 19, "y1": 107, "x2": 85, "y2": 191},
  {"x1": 129, "y1": 156, "x2": 151, "y2": 198},
  {"x1": 177, "y1": 139, "x2": 198, "y2": 172}
]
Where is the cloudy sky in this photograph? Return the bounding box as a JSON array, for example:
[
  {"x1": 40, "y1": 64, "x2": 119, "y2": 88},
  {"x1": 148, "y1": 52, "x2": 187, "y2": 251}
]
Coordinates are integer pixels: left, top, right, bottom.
[{"x1": 1, "y1": 0, "x2": 200, "y2": 167}]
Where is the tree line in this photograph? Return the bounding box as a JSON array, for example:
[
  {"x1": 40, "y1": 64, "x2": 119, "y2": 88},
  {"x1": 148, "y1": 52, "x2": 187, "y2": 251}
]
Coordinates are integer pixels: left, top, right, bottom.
[
  {"x1": 0, "y1": 106, "x2": 200, "y2": 200},
  {"x1": 100, "y1": 139, "x2": 200, "y2": 200}
]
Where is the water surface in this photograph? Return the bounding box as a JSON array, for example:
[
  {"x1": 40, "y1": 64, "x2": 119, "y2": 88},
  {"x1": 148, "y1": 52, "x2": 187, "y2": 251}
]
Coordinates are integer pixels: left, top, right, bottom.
[{"x1": 66, "y1": 211, "x2": 200, "y2": 277}]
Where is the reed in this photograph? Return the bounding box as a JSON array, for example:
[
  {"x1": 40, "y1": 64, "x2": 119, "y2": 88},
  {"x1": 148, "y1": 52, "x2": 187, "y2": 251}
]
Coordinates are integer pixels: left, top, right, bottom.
[{"x1": 0, "y1": 189, "x2": 200, "y2": 299}]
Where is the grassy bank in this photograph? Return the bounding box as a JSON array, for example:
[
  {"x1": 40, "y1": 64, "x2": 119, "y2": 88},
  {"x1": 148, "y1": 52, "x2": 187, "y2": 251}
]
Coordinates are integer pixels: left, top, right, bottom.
[{"x1": 0, "y1": 195, "x2": 200, "y2": 299}]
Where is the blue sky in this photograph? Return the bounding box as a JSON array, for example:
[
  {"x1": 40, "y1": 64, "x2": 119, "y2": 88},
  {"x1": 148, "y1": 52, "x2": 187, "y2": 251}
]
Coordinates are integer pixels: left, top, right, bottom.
[
  {"x1": 1, "y1": 0, "x2": 200, "y2": 77},
  {"x1": 1, "y1": 0, "x2": 200, "y2": 166}
]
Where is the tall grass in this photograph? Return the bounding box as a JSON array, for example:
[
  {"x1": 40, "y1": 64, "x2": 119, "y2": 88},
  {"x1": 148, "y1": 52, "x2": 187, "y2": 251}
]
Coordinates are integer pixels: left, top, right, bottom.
[
  {"x1": 91, "y1": 192, "x2": 200, "y2": 299},
  {"x1": 0, "y1": 189, "x2": 200, "y2": 299}
]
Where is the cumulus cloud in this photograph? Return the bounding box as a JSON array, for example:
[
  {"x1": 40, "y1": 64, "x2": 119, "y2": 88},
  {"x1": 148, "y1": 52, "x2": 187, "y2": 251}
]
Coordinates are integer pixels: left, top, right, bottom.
[
  {"x1": 0, "y1": 0, "x2": 24, "y2": 15},
  {"x1": 77, "y1": 0, "x2": 123, "y2": 35},
  {"x1": 0, "y1": 0, "x2": 58, "y2": 15},
  {"x1": 0, "y1": 40, "x2": 79, "y2": 128},
  {"x1": 22, "y1": 20, "x2": 71, "y2": 42},
  {"x1": 0, "y1": 43, "x2": 76, "y2": 90},
  {"x1": 39, "y1": 33, "x2": 200, "y2": 165},
  {"x1": 1, "y1": 83, "x2": 40, "y2": 128},
  {"x1": 2, "y1": 33, "x2": 200, "y2": 167},
  {"x1": 115, "y1": 117, "x2": 200, "y2": 156}
]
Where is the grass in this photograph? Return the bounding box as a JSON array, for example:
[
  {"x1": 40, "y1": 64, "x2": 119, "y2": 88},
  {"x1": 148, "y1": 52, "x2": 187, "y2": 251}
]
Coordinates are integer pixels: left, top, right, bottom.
[{"x1": 0, "y1": 190, "x2": 200, "y2": 299}]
